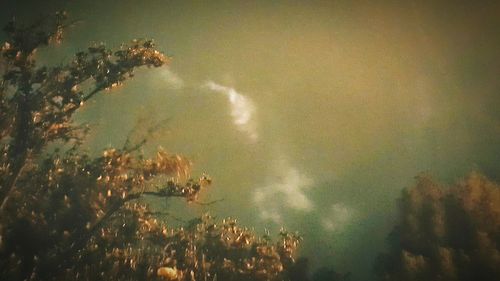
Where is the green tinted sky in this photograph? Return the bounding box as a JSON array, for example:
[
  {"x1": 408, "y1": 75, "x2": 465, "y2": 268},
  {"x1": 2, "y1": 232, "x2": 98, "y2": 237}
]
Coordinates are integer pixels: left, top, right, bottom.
[{"x1": 2, "y1": 1, "x2": 500, "y2": 280}]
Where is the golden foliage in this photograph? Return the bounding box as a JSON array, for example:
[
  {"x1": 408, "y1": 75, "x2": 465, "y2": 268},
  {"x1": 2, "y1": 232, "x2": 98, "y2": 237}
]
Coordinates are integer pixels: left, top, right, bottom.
[
  {"x1": 0, "y1": 12, "x2": 302, "y2": 281},
  {"x1": 375, "y1": 173, "x2": 500, "y2": 281}
]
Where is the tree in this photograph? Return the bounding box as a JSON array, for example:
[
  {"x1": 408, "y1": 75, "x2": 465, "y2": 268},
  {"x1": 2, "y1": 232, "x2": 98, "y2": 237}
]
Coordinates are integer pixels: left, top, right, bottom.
[
  {"x1": 374, "y1": 172, "x2": 500, "y2": 281},
  {"x1": 0, "y1": 12, "x2": 302, "y2": 281}
]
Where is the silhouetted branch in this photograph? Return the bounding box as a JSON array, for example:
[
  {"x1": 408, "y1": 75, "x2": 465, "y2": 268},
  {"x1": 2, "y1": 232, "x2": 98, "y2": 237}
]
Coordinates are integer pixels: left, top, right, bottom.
[{"x1": 192, "y1": 198, "x2": 224, "y2": 206}]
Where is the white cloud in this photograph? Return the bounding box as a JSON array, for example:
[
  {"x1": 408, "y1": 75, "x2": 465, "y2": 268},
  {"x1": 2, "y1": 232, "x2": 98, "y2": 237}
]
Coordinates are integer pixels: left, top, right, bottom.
[
  {"x1": 321, "y1": 203, "x2": 354, "y2": 232},
  {"x1": 161, "y1": 68, "x2": 184, "y2": 89},
  {"x1": 273, "y1": 166, "x2": 314, "y2": 211},
  {"x1": 203, "y1": 81, "x2": 258, "y2": 141},
  {"x1": 253, "y1": 158, "x2": 314, "y2": 224},
  {"x1": 259, "y1": 209, "x2": 283, "y2": 225}
]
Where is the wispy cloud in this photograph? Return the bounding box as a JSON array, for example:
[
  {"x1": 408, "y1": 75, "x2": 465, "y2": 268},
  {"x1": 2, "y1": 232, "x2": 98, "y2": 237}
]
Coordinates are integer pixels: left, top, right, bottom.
[
  {"x1": 258, "y1": 209, "x2": 283, "y2": 225},
  {"x1": 321, "y1": 203, "x2": 354, "y2": 232},
  {"x1": 161, "y1": 68, "x2": 184, "y2": 89},
  {"x1": 253, "y1": 158, "x2": 314, "y2": 224},
  {"x1": 203, "y1": 81, "x2": 258, "y2": 141}
]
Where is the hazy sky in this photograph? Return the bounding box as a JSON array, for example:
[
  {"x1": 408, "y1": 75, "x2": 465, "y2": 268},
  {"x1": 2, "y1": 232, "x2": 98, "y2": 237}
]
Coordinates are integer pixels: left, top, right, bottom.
[{"x1": 2, "y1": 1, "x2": 500, "y2": 280}]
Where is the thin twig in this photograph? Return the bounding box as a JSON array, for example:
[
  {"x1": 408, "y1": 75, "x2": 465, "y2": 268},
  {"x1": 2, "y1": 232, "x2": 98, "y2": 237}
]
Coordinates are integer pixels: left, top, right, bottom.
[
  {"x1": 0, "y1": 161, "x2": 27, "y2": 212},
  {"x1": 192, "y1": 198, "x2": 224, "y2": 206},
  {"x1": 145, "y1": 211, "x2": 187, "y2": 223}
]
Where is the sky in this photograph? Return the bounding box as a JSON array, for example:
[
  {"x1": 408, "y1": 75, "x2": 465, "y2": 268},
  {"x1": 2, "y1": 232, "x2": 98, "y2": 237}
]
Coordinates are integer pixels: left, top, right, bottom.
[{"x1": 2, "y1": 1, "x2": 500, "y2": 280}]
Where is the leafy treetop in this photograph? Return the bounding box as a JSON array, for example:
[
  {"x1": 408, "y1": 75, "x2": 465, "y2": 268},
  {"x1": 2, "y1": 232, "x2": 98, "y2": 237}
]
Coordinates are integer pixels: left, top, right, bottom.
[{"x1": 0, "y1": 11, "x2": 302, "y2": 281}]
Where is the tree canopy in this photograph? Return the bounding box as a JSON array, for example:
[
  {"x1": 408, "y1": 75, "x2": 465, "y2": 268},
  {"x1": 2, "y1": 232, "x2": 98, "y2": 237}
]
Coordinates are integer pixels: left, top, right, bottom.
[
  {"x1": 375, "y1": 172, "x2": 500, "y2": 281},
  {"x1": 0, "y1": 12, "x2": 302, "y2": 281}
]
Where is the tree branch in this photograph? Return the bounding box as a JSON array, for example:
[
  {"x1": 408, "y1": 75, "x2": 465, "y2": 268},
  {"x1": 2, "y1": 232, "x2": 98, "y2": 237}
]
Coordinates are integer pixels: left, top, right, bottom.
[
  {"x1": 192, "y1": 198, "x2": 225, "y2": 206},
  {"x1": 60, "y1": 189, "x2": 182, "y2": 268},
  {"x1": 0, "y1": 160, "x2": 27, "y2": 212}
]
